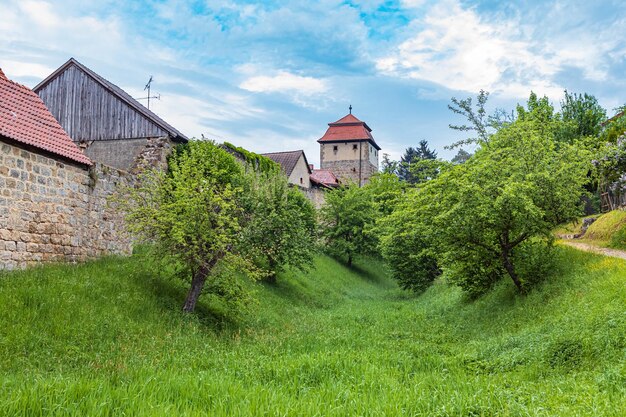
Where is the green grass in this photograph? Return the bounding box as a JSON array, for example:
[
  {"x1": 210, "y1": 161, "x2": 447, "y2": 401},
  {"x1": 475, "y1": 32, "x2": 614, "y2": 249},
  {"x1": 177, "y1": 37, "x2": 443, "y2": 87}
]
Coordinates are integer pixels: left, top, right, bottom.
[
  {"x1": 585, "y1": 210, "x2": 626, "y2": 242},
  {"x1": 1, "y1": 249, "x2": 625, "y2": 416}
]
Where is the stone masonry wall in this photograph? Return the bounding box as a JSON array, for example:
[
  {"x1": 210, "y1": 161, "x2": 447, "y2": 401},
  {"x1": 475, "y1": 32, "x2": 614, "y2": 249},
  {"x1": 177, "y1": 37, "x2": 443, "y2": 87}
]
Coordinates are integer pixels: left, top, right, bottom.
[
  {"x1": 320, "y1": 141, "x2": 378, "y2": 186},
  {"x1": 0, "y1": 139, "x2": 132, "y2": 270}
]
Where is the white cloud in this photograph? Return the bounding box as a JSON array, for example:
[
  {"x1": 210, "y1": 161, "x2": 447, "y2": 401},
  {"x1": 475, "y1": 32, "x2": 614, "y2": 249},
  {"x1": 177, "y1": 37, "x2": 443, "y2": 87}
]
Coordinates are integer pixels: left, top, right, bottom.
[
  {"x1": 377, "y1": 0, "x2": 621, "y2": 99},
  {"x1": 0, "y1": 61, "x2": 54, "y2": 80},
  {"x1": 240, "y1": 71, "x2": 328, "y2": 96}
]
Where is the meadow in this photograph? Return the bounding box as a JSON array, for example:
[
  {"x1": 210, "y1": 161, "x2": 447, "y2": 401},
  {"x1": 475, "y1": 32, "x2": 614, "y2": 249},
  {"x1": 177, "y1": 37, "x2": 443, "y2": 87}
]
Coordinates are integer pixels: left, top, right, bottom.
[{"x1": 0, "y1": 247, "x2": 625, "y2": 416}]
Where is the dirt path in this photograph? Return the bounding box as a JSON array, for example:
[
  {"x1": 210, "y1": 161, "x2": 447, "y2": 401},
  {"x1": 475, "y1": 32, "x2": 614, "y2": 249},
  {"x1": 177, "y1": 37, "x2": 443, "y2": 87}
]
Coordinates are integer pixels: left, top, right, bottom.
[{"x1": 560, "y1": 240, "x2": 626, "y2": 260}]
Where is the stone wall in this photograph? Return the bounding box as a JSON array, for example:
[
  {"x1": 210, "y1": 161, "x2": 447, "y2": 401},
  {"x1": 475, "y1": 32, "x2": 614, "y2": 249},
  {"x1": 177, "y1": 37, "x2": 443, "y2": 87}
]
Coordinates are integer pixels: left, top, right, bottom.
[
  {"x1": 304, "y1": 186, "x2": 327, "y2": 209},
  {"x1": 320, "y1": 141, "x2": 378, "y2": 186},
  {"x1": 0, "y1": 139, "x2": 132, "y2": 270},
  {"x1": 81, "y1": 136, "x2": 173, "y2": 172}
]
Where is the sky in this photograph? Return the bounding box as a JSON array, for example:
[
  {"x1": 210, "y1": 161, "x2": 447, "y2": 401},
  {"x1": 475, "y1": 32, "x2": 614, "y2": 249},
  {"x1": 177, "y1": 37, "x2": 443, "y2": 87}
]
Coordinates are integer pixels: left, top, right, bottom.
[{"x1": 1, "y1": 0, "x2": 625, "y2": 165}]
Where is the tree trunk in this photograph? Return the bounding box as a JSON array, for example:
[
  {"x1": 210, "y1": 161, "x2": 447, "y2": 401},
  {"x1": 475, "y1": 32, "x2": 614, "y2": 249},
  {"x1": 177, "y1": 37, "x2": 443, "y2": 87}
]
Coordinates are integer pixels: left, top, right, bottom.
[
  {"x1": 501, "y1": 249, "x2": 524, "y2": 293},
  {"x1": 347, "y1": 254, "x2": 353, "y2": 267},
  {"x1": 182, "y1": 264, "x2": 209, "y2": 313}
]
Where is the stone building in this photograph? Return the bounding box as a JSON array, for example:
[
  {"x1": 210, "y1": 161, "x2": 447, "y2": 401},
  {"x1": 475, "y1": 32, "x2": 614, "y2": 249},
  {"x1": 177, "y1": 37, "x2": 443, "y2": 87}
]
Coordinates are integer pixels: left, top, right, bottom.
[
  {"x1": 318, "y1": 111, "x2": 381, "y2": 186},
  {"x1": 34, "y1": 58, "x2": 188, "y2": 171},
  {"x1": 0, "y1": 69, "x2": 131, "y2": 270},
  {"x1": 262, "y1": 150, "x2": 312, "y2": 189}
]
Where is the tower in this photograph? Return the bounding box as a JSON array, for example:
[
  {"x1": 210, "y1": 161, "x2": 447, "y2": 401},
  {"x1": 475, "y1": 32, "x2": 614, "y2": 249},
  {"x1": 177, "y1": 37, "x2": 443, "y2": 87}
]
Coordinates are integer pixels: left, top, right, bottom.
[{"x1": 317, "y1": 110, "x2": 381, "y2": 186}]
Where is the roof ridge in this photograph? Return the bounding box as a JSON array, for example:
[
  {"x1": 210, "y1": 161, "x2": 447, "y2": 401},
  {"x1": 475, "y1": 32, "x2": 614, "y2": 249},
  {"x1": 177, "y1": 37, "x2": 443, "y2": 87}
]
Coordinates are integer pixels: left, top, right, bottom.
[
  {"x1": 261, "y1": 149, "x2": 303, "y2": 155},
  {"x1": 35, "y1": 58, "x2": 187, "y2": 142}
]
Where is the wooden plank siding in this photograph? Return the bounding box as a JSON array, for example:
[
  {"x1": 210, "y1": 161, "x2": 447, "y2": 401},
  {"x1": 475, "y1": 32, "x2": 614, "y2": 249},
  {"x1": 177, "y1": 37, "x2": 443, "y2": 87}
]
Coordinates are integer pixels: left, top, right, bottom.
[{"x1": 37, "y1": 65, "x2": 167, "y2": 142}]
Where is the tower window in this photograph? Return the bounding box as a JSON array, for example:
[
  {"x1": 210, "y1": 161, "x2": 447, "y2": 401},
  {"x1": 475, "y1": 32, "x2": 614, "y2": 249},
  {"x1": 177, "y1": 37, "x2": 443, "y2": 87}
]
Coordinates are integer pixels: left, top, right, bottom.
[
  {"x1": 333, "y1": 145, "x2": 338, "y2": 151},
  {"x1": 353, "y1": 144, "x2": 358, "y2": 150},
  {"x1": 300, "y1": 177, "x2": 303, "y2": 184}
]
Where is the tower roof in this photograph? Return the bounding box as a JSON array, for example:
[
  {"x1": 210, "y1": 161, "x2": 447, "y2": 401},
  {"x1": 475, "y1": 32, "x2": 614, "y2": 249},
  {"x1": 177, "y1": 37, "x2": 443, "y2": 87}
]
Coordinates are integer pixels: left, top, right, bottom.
[{"x1": 317, "y1": 113, "x2": 381, "y2": 150}]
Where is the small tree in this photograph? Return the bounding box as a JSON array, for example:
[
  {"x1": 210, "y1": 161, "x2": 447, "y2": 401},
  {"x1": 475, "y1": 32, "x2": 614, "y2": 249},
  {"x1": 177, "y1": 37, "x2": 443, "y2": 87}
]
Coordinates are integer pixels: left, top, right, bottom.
[
  {"x1": 239, "y1": 170, "x2": 316, "y2": 282},
  {"x1": 378, "y1": 186, "x2": 441, "y2": 292},
  {"x1": 119, "y1": 140, "x2": 256, "y2": 313},
  {"x1": 320, "y1": 184, "x2": 377, "y2": 266}
]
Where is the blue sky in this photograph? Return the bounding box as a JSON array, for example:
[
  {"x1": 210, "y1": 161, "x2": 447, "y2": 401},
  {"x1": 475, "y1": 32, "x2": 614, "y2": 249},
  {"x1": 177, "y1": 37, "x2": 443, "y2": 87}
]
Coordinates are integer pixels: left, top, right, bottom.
[{"x1": 1, "y1": 0, "x2": 625, "y2": 164}]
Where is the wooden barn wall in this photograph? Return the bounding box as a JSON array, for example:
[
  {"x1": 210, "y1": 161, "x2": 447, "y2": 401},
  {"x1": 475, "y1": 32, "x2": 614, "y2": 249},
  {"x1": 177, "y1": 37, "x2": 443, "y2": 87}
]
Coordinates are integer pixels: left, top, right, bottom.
[{"x1": 37, "y1": 66, "x2": 167, "y2": 142}]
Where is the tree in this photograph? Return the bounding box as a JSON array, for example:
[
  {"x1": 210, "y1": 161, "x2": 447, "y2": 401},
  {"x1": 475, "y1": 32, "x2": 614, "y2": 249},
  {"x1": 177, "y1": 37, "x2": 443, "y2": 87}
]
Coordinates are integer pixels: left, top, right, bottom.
[
  {"x1": 432, "y1": 112, "x2": 591, "y2": 296},
  {"x1": 408, "y1": 158, "x2": 451, "y2": 184},
  {"x1": 380, "y1": 153, "x2": 399, "y2": 175},
  {"x1": 560, "y1": 90, "x2": 607, "y2": 139},
  {"x1": 320, "y1": 184, "x2": 377, "y2": 266},
  {"x1": 398, "y1": 140, "x2": 437, "y2": 183},
  {"x1": 119, "y1": 140, "x2": 256, "y2": 313},
  {"x1": 451, "y1": 149, "x2": 472, "y2": 164},
  {"x1": 378, "y1": 186, "x2": 441, "y2": 292},
  {"x1": 239, "y1": 170, "x2": 316, "y2": 282},
  {"x1": 447, "y1": 89, "x2": 513, "y2": 149}
]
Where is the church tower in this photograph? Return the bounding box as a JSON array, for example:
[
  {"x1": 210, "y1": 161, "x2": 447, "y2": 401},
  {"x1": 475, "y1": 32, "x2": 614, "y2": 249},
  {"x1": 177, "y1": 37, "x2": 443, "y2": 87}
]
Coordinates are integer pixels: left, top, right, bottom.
[{"x1": 317, "y1": 109, "x2": 381, "y2": 186}]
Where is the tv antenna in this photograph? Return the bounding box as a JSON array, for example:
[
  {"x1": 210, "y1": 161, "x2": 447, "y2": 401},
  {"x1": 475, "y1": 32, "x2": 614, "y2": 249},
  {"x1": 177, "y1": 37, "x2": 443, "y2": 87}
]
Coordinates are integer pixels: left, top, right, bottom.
[{"x1": 136, "y1": 75, "x2": 161, "y2": 109}]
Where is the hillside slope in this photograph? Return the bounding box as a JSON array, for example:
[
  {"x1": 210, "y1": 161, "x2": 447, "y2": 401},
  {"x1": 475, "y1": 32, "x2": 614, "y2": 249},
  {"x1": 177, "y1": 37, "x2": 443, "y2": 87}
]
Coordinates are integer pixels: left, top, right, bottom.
[{"x1": 0, "y1": 249, "x2": 625, "y2": 416}]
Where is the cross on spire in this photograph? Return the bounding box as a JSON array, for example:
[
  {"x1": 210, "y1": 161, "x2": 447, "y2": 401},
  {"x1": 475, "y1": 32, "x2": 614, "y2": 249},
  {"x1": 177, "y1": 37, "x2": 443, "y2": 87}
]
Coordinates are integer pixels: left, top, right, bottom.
[{"x1": 349, "y1": 104, "x2": 352, "y2": 114}]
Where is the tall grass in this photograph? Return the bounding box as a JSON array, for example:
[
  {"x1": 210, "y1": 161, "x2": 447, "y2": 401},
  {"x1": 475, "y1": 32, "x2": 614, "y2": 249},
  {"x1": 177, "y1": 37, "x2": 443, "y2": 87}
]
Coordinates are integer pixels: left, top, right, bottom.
[{"x1": 0, "y1": 248, "x2": 624, "y2": 416}]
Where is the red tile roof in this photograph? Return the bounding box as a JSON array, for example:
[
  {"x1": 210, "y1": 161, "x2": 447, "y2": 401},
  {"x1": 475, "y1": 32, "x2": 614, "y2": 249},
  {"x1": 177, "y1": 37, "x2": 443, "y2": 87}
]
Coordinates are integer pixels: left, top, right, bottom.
[
  {"x1": 0, "y1": 70, "x2": 91, "y2": 165},
  {"x1": 318, "y1": 113, "x2": 381, "y2": 150},
  {"x1": 310, "y1": 169, "x2": 340, "y2": 188}
]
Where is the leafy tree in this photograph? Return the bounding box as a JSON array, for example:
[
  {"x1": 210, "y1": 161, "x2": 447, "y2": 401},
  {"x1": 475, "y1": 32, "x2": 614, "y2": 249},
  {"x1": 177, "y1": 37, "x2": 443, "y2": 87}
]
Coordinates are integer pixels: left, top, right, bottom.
[
  {"x1": 119, "y1": 140, "x2": 257, "y2": 313},
  {"x1": 239, "y1": 170, "x2": 316, "y2": 282},
  {"x1": 378, "y1": 187, "x2": 441, "y2": 292},
  {"x1": 409, "y1": 158, "x2": 451, "y2": 184},
  {"x1": 381, "y1": 153, "x2": 399, "y2": 175},
  {"x1": 451, "y1": 149, "x2": 472, "y2": 164},
  {"x1": 320, "y1": 184, "x2": 377, "y2": 266},
  {"x1": 398, "y1": 140, "x2": 437, "y2": 183},
  {"x1": 433, "y1": 114, "x2": 591, "y2": 296},
  {"x1": 600, "y1": 110, "x2": 626, "y2": 144},
  {"x1": 447, "y1": 89, "x2": 513, "y2": 149},
  {"x1": 560, "y1": 90, "x2": 607, "y2": 139},
  {"x1": 363, "y1": 173, "x2": 406, "y2": 217}
]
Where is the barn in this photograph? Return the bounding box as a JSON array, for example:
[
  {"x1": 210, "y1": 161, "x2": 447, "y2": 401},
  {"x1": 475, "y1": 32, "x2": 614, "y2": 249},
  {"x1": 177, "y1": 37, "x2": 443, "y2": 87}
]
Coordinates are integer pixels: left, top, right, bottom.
[{"x1": 34, "y1": 58, "x2": 188, "y2": 171}]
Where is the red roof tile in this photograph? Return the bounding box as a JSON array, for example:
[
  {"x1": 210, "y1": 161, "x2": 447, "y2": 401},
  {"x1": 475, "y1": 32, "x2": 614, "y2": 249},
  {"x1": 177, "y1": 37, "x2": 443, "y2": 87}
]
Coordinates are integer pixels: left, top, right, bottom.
[
  {"x1": 0, "y1": 71, "x2": 91, "y2": 165},
  {"x1": 318, "y1": 113, "x2": 381, "y2": 150},
  {"x1": 310, "y1": 169, "x2": 340, "y2": 188}
]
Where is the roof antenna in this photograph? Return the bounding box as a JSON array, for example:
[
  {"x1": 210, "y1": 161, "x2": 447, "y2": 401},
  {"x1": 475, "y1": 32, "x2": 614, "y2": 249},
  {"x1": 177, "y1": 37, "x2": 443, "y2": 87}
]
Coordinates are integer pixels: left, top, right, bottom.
[
  {"x1": 136, "y1": 75, "x2": 161, "y2": 110},
  {"x1": 349, "y1": 104, "x2": 352, "y2": 114}
]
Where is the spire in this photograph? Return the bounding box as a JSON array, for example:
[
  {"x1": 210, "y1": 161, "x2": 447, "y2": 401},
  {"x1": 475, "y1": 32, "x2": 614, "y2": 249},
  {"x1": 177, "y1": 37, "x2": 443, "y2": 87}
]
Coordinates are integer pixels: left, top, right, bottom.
[{"x1": 349, "y1": 104, "x2": 352, "y2": 114}]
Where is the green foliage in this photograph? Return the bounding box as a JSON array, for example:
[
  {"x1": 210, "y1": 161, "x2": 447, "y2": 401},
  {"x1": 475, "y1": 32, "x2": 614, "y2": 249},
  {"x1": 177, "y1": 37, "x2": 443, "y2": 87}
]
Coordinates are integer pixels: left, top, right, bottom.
[
  {"x1": 117, "y1": 140, "x2": 261, "y2": 313},
  {"x1": 239, "y1": 169, "x2": 316, "y2": 281},
  {"x1": 451, "y1": 148, "x2": 472, "y2": 164},
  {"x1": 361, "y1": 173, "x2": 406, "y2": 217},
  {"x1": 408, "y1": 158, "x2": 452, "y2": 184},
  {"x1": 397, "y1": 140, "x2": 437, "y2": 183},
  {"x1": 1, "y1": 247, "x2": 625, "y2": 415},
  {"x1": 380, "y1": 153, "x2": 399, "y2": 175},
  {"x1": 600, "y1": 111, "x2": 626, "y2": 143},
  {"x1": 319, "y1": 184, "x2": 377, "y2": 266},
  {"x1": 560, "y1": 90, "x2": 607, "y2": 138},
  {"x1": 593, "y1": 139, "x2": 626, "y2": 195},
  {"x1": 431, "y1": 104, "x2": 591, "y2": 295},
  {"x1": 378, "y1": 188, "x2": 441, "y2": 292},
  {"x1": 583, "y1": 210, "x2": 626, "y2": 242},
  {"x1": 223, "y1": 141, "x2": 280, "y2": 173}
]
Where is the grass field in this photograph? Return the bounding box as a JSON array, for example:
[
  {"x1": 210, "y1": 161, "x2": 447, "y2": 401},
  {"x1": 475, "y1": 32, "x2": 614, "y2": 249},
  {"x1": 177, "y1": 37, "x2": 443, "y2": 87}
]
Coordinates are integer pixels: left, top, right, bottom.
[
  {"x1": 1, "y1": 248, "x2": 625, "y2": 416},
  {"x1": 556, "y1": 210, "x2": 626, "y2": 249}
]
